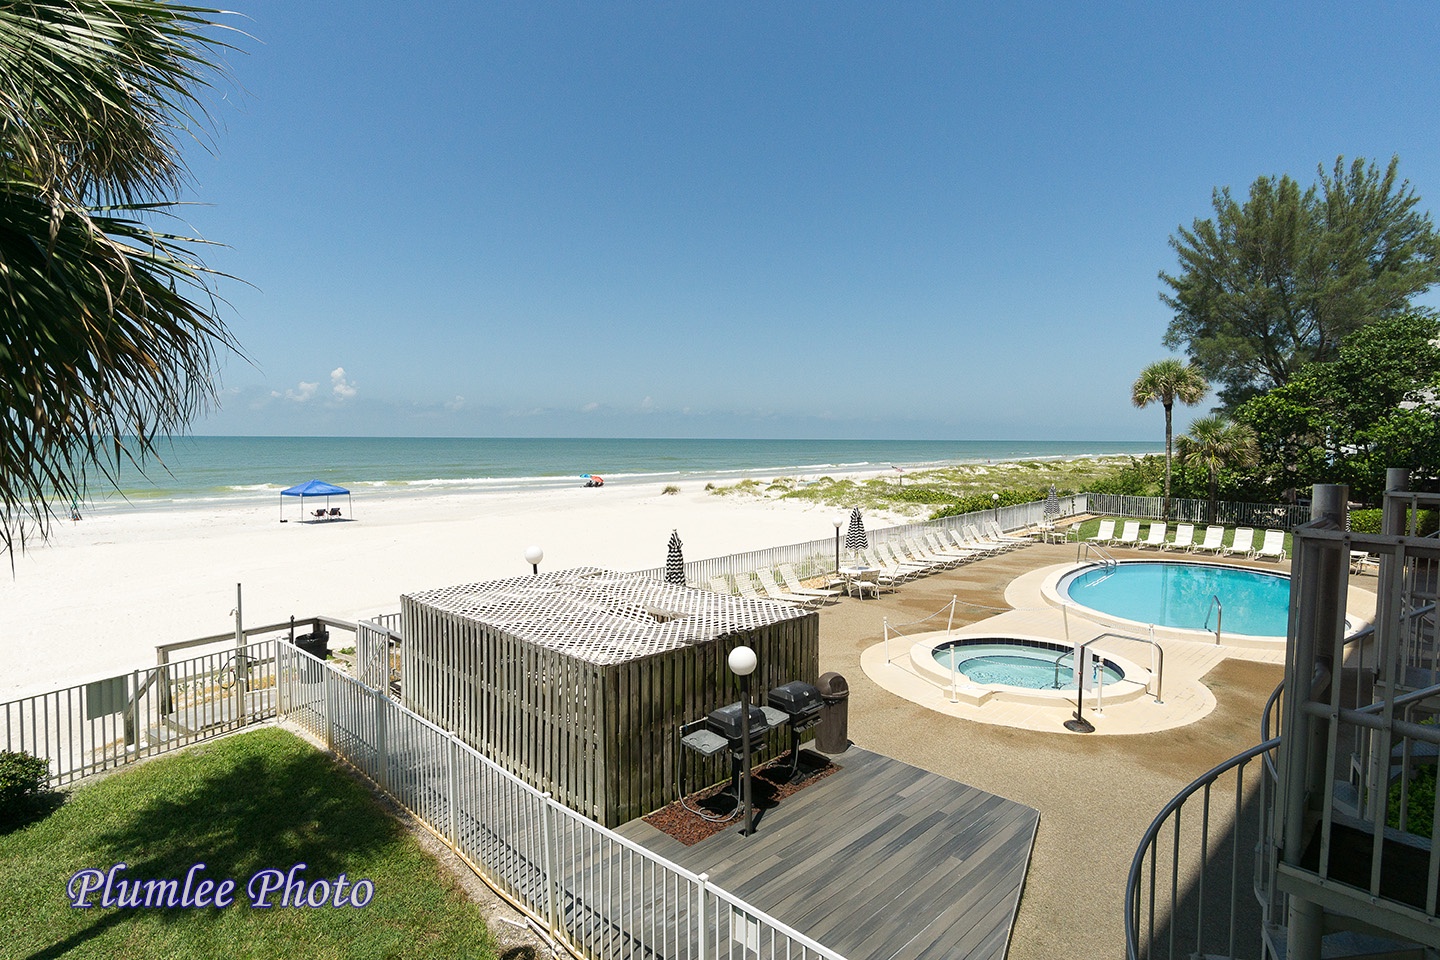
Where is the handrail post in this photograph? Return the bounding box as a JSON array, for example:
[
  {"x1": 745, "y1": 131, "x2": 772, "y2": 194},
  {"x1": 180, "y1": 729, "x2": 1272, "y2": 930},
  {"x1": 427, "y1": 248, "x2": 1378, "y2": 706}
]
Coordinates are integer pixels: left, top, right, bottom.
[
  {"x1": 540, "y1": 791, "x2": 559, "y2": 939},
  {"x1": 373, "y1": 684, "x2": 388, "y2": 794},
  {"x1": 697, "y1": 872, "x2": 709, "y2": 960}
]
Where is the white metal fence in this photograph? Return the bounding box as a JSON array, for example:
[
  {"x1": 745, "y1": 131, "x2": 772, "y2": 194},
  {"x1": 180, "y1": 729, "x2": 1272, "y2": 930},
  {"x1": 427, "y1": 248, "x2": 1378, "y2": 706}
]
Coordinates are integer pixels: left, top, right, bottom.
[
  {"x1": 1089, "y1": 494, "x2": 1307, "y2": 529},
  {"x1": 1, "y1": 638, "x2": 280, "y2": 786},
  {"x1": 632, "y1": 494, "x2": 1084, "y2": 587},
  {"x1": 276, "y1": 641, "x2": 847, "y2": 960}
]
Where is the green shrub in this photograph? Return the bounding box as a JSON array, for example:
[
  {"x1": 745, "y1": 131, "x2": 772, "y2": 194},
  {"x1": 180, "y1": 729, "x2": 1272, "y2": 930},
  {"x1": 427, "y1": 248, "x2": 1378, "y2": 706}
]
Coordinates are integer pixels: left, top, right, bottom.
[
  {"x1": 1389, "y1": 763, "x2": 1436, "y2": 838},
  {"x1": 0, "y1": 750, "x2": 50, "y2": 820},
  {"x1": 662, "y1": 484, "x2": 680, "y2": 495},
  {"x1": 1349, "y1": 508, "x2": 1438, "y2": 536}
]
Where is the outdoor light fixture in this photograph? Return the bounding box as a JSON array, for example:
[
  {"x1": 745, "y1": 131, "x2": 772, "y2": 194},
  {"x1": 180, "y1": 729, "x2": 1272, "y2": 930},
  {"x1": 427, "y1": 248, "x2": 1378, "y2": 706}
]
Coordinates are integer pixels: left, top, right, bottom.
[
  {"x1": 524, "y1": 544, "x2": 544, "y2": 575},
  {"x1": 832, "y1": 514, "x2": 845, "y2": 574},
  {"x1": 992, "y1": 493, "x2": 1001, "y2": 524},
  {"x1": 728, "y1": 644, "x2": 758, "y2": 836}
]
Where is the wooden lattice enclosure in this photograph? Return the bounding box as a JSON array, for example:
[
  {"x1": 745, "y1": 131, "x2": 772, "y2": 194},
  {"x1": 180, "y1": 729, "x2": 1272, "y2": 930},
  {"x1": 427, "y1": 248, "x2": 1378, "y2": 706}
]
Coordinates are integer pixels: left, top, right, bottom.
[{"x1": 400, "y1": 568, "x2": 819, "y2": 826}]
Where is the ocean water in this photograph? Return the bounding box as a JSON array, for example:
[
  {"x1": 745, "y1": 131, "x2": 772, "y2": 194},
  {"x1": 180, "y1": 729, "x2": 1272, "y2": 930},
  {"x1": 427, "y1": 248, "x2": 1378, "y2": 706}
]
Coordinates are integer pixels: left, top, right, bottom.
[{"x1": 91, "y1": 436, "x2": 1161, "y2": 508}]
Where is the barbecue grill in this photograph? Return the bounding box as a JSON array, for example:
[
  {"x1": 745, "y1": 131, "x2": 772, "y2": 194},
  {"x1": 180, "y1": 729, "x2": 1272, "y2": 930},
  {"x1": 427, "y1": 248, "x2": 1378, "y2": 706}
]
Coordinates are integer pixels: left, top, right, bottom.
[
  {"x1": 706, "y1": 702, "x2": 771, "y2": 742},
  {"x1": 766, "y1": 681, "x2": 822, "y2": 780}
]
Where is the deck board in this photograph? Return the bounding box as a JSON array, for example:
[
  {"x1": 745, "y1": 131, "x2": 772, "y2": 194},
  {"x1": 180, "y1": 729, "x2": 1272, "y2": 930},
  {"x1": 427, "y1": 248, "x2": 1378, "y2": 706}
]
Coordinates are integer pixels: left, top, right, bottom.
[{"x1": 615, "y1": 746, "x2": 1038, "y2": 960}]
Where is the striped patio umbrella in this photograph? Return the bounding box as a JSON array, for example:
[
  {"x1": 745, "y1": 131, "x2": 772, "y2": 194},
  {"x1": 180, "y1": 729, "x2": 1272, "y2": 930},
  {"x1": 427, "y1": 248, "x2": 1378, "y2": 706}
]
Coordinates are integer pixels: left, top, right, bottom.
[
  {"x1": 844, "y1": 507, "x2": 868, "y2": 562},
  {"x1": 664, "y1": 529, "x2": 686, "y2": 585},
  {"x1": 1044, "y1": 485, "x2": 1060, "y2": 518}
]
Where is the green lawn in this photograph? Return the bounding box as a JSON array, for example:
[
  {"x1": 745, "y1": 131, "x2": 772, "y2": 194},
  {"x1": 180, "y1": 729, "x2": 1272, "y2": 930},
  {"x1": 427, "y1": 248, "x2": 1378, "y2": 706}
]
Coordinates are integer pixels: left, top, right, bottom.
[{"x1": 0, "y1": 728, "x2": 497, "y2": 960}]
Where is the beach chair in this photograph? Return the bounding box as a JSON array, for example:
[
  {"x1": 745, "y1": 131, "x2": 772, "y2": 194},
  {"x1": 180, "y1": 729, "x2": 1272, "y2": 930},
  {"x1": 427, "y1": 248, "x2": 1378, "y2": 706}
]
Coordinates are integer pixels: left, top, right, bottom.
[
  {"x1": 777, "y1": 564, "x2": 841, "y2": 601},
  {"x1": 1113, "y1": 520, "x2": 1142, "y2": 547},
  {"x1": 1087, "y1": 519, "x2": 1116, "y2": 544},
  {"x1": 1222, "y1": 527, "x2": 1256, "y2": 558},
  {"x1": 985, "y1": 520, "x2": 1032, "y2": 545},
  {"x1": 1255, "y1": 529, "x2": 1287, "y2": 561},
  {"x1": 905, "y1": 537, "x2": 961, "y2": 568},
  {"x1": 879, "y1": 542, "x2": 936, "y2": 576},
  {"x1": 1190, "y1": 525, "x2": 1225, "y2": 555},
  {"x1": 949, "y1": 527, "x2": 1003, "y2": 555},
  {"x1": 1162, "y1": 523, "x2": 1194, "y2": 552},
  {"x1": 865, "y1": 547, "x2": 915, "y2": 583},
  {"x1": 312, "y1": 508, "x2": 327, "y2": 519},
  {"x1": 754, "y1": 571, "x2": 825, "y2": 608},
  {"x1": 731, "y1": 573, "x2": 772, "y2": 603},
  {"x1": 708, "y1": 576, "x2": 734, "y2": 595},
  {"x1": 1350, "y1": 551, "x2": 1378, "y2": 575},
  {"x1": 1139, "y1": 522, "x2": 1168, "y2": 549},
  {"x1": 964, "y1": 523, "x2": 1013, "y2": 552},
  {"x1": 927, "y1": 532, "x2": 982, "y2": 562},
  {"x1": 328, "y1": 507, "x2": 342, "y2": 518}
]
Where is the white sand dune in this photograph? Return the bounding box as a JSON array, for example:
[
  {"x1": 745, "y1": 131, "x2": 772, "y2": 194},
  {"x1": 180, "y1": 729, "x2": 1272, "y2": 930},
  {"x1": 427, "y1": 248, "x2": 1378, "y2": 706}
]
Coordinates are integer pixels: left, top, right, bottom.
[{"x1": 0, "y1": 480, "x2": 904, "y2": 699}]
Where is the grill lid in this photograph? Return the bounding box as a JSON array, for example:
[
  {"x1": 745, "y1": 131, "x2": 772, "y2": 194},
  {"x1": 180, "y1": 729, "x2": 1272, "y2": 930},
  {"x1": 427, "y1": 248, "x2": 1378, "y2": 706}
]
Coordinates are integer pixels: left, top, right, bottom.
[
  {"x1": 767, "y1": 681, "x2": 822, "y2": 717},
  {"x1": 706, "y1": 702, "x2": 770, "y2": 741}
]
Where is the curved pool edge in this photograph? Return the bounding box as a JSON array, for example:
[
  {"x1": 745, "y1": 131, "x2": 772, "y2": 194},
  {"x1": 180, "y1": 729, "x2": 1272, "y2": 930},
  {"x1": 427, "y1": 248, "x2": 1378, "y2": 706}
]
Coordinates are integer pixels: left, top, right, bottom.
[
  {"x1": 906, "y1": 630, "x2": 1152, "y2": 708},
  {"x1": 1038, "y1": 559, "x2": 1290, "y2": 648}
]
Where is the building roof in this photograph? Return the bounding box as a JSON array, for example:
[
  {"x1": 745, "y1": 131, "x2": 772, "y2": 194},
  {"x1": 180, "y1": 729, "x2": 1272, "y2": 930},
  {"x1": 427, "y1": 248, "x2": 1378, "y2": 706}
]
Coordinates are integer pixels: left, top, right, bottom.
[{"x1": 402, "y1": 568, "x2": 811, "y2": 666}]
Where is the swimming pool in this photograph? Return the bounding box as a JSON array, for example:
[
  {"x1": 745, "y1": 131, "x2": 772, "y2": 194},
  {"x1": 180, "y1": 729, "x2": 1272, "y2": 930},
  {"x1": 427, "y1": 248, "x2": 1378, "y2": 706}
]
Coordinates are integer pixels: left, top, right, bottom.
[
  {"x1": 932, "y1": 638, "x2": 1124, "y2": 690},
  {"x1": 1059, "y1": 560, "x2": 1290, "y2": 638}
]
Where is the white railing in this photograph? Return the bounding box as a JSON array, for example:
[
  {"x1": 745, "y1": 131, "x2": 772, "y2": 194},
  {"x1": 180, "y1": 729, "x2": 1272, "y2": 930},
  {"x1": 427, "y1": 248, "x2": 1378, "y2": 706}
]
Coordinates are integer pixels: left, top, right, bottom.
[
  {"x1": 275, "y1": 642, "x2": 847, "y2": 960},
  {"x1": 1088, "y1": 494, "x2": 1307, "y2": 529},
  {"x1": 2, "y1": 639, "x2": 280, "y2": 786},
  {"x1": 633, "y1": 495, "x2": 1075, "y2": 587}
]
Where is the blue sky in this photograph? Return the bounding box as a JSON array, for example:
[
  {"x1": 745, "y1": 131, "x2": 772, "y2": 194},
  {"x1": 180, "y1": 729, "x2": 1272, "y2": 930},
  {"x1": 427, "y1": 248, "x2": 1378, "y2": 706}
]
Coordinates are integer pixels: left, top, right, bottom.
[{"x1": 184, "y1": 2, "x2": 1440, "y2": 441}]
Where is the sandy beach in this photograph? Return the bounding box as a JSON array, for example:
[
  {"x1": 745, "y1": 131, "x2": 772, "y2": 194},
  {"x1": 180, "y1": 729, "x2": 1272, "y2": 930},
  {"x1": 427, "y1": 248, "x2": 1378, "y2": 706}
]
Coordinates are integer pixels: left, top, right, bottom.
[{"x1": 0, "y1": 477, "x2": 906, "y2": 699}]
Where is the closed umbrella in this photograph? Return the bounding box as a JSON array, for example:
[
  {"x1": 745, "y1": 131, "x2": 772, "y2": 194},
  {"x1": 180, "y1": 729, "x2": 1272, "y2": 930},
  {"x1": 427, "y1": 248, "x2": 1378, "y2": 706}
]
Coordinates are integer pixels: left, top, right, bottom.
[
  {"x1": 665, "y1": 529, "x2": 686, "y2": 585},
  {"x1": 844, "y1": 507, "x2": 868, "y2": 564},
  {"x1": 1044, "y1": 485, "x2": 1060, "y2": 518}
]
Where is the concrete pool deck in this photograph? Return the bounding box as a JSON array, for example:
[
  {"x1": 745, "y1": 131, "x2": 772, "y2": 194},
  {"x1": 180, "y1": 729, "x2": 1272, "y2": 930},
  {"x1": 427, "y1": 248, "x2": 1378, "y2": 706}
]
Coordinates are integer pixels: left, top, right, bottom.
[
  {"x1": 857, "y1": 557, "x2": 1376, "y2": 736},
  {"x1": 813, "y1": 539, "x2": 1380, "y2": 959}
]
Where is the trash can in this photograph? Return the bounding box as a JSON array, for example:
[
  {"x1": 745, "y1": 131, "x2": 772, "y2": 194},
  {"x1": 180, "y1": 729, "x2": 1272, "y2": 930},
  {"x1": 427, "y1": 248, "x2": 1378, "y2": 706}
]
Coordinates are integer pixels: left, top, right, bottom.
[
  {"x1": 295, "y1": 629, "x2": 330, "y2": 660},
  {"x1": 815, "y1": 672, "x2": 850, "y2": 754}
]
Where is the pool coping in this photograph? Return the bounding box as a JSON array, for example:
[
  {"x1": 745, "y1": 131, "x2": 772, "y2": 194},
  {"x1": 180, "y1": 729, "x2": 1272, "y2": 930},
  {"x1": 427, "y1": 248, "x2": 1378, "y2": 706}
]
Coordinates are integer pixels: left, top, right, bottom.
[{"x1": 906, "y1": 630, "x2": 1152, "y2": 707}]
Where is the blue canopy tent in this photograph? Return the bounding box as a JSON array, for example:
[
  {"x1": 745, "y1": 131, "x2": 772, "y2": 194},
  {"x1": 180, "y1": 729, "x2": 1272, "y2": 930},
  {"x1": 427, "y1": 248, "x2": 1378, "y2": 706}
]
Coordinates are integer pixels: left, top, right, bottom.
[{"x1": 280, "y1": 479, "x2": 352, "y2": 522}]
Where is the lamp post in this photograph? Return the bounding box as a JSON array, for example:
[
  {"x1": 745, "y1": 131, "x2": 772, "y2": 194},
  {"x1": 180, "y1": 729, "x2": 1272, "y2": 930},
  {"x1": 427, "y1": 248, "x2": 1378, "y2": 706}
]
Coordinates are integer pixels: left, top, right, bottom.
[
  {"x1": 524, "y1": 544, "x2": 544, "y2": 575},
  {"x1": 832, "y1": 515, "x2": 844, "y2": 574},
  {"x1": 728, "y1": 644, "x2": 758, "y2": 836},
  {"x1": 991, "y1": 493, "x2": 1000, "y2": 527}
]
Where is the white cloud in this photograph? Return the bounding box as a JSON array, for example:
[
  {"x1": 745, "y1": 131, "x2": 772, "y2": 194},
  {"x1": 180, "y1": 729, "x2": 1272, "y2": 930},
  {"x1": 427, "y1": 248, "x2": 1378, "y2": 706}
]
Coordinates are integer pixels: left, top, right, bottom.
[
  {"x1": 272, "y1": 380, "x2": 319, "y2": 403},
  {"x1": 581, "y1": 401, "x2": 600, "y2": 412},
  {"x1": 640, "y1": 396, "x2": 655, "y2": 412},
  {"x1": 444, "y1": 395, "x2": 465, "y2": 412},
  {"x1": 330, "y1": 367, "x2": 357, "y2": 401}
]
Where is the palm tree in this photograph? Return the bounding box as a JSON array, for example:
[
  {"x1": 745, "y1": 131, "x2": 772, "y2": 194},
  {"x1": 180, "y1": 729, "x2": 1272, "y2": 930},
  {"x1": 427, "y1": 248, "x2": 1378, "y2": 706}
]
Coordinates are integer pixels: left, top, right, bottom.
[
  {"x1": 0, "y1": 1, "x2": 241, "y2": 554},
  {"x1": 1132, "y1": 359, "x2": 1208, "y2": 520},
  {"x1": 1177, "y1": 415, "x2": 1258, "y2": 523}
]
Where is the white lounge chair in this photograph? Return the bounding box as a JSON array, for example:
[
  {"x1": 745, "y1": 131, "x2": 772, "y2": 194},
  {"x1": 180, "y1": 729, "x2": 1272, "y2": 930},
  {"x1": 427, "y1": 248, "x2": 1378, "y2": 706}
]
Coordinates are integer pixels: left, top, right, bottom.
[
  {"x1": 1162, "y1": 523, "x2": 1194, "y2": 552},
  {"x1": 949, "y1": 527, "x2": 1004, "y2": 555},
  {"x1": 754, "y1": 571, "x2": 824, "y2": 608},
  {"x1": 777, "y1": 564, "x2": 841, "y2": 601},
  {"x1": 1087, "y1": 519, "x2": 1116, "y2": 544},
  {"x1": 881, "y1": 542, "x2": 939, "y2": 575},
  {"x1": 905, "y1": 537, "x2": 961, "y2": 568},
  {"x1": 1113, "y1": 520, "x2": 1142, "y2": 547},
  {"x1": 927, "y1": 532, "x2": 983, "y2": 562},
  {"x1": 1139, "y1": 522, "x2": 1168, "y2": 549},
  {"x1": 865, "y1": 547, "x2": 915, "y2": 583},
  {"x1": 1191, "y1": 525, "x2": 1225, "y2": 554},
  {"x1": 1255, "y1": 529, "x2": 1287, "y2": 561},
  {"x1": 1222, "y1": 527, "x2": 1256, "y2": 558},
  {"x1": 847, "y1": 567, "x2": 881, "y2": 599},
  {"x1": 708, "y1": 575, "x2": 734, "y2": 595},
  {"x1": 1350, "y1": 551, "x2": 1378, "y2": 575},
  {"x1": 731, "y1": 573, "x2": 769, "y2": 602},
  {"x1": 985, "y1": 520, "x2": 1032, "y2": 545},
  {"x1": 964, "y1": 523, "x2": 1013, "y2": 552}
]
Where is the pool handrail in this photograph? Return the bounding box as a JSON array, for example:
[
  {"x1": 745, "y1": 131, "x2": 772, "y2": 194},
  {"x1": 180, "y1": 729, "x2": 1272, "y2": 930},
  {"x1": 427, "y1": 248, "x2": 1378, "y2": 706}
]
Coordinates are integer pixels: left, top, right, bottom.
[{"x1": 1203, "y1": 594, "x2": 1223, "y2": 644}]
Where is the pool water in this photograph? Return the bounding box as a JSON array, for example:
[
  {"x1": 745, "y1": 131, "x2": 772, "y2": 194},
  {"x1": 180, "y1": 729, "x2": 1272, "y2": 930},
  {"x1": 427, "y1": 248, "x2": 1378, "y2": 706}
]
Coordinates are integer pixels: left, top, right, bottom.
[
  {"x1": 933, "y1": 641, "x2": 1124, "y2": 690},
  {"x1": 1061, "y1": 561, "x2": 1290, "y2": 637}
]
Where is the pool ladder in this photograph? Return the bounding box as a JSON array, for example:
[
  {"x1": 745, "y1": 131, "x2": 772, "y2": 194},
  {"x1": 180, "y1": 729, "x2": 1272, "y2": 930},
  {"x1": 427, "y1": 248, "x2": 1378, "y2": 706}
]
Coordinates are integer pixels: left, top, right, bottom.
[
  {"x1": 1077, "y1": 543, "x2": 1118, "y2": 584},
  {"x1": 1203, "y1": 594, "x2": 1222, "y2": 644}
]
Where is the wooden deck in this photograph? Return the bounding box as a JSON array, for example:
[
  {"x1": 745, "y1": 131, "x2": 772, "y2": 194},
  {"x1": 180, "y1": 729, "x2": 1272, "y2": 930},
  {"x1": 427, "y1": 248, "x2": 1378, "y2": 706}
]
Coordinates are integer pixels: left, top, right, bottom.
[{"x1": 615, "y1": 746, "x2": 1039, "y2": 960}]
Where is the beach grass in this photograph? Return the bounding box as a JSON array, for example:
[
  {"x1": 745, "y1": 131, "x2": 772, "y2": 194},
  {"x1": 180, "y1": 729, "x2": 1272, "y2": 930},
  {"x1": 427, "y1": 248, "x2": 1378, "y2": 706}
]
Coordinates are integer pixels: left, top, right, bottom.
[
  {"x1": 0, "y1": 727, "x2": 496, "y2": 960},
  {"x1": 708, "y1": 456, "x2": 1140, "y2": 516}
]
